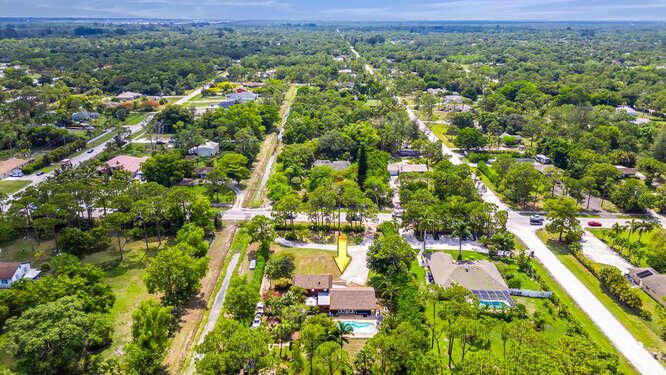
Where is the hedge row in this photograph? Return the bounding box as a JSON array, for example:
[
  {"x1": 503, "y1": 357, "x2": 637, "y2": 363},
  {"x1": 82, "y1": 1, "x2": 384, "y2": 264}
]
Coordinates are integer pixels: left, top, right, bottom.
[{"x1": 22, "y1": 138, "x2": 87, "y2": 174}]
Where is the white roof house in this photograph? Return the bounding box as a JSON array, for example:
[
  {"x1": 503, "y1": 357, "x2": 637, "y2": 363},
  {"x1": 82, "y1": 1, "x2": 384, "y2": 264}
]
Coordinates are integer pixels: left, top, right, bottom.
[
  {"x1": 0, "y1": 262, "x2": 40, "y2": 289},
  {"x1": 117, "y1": 91, "x2": 143, "y2": 101},
  {"x1": 388, "y1": 161, "x2": 428, "y2": 176},
  {"x1": 189, "y1": 141, "x2": 220, "y2": 157},
  {"x1": 616, "y1": 105, "x2": 639, "y2": 117}
]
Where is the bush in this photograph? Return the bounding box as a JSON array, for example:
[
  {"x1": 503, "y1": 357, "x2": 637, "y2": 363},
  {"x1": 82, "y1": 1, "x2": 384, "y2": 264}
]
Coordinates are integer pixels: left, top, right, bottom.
[
  {"x1": 264, "y1": 253, "x2": 295, "y2": 281},
  {"x1": 477, "y1": 163, "x2": 500, "y2": 185},
  {"x1": 598, "y1": 266, "x2": 643, "y2": 311},
  {"x1": 467, "y1": 152, "x2": 491, "y2": 164},
  {"x1": 507, "y1": 276, "x2": 521, "y2": 289},
  {"x1": 56, "y1": 226, "x2": 110, "y2": 255}
]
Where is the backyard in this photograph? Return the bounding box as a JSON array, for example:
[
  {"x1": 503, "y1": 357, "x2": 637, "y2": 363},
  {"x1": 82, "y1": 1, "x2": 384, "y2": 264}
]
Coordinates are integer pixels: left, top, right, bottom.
[{"x1": 418, "y1": 248, "x2": 638, "y2": 374}]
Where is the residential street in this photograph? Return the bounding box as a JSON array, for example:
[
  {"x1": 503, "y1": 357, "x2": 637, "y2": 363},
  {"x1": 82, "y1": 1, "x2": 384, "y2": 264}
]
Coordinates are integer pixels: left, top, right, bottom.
[
  {"x1": 342, "y1": 36, "x2": 666, "y2": 373},
  {"x1": 403, "y1": 89, "x2": 665, "y2": 375},
  {"x1": 4, "y1": 113, "x2": 155, "y2": 200}
]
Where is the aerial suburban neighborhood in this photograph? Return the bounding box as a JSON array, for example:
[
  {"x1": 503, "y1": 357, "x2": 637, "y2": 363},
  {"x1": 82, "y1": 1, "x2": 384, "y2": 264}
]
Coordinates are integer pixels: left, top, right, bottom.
[{"x1": 0, "y1": 4, "x2": 665, "y2": 375}]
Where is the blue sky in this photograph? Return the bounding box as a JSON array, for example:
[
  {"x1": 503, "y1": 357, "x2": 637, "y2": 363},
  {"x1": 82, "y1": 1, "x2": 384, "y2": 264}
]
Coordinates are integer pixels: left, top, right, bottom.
[{"x1": 2, "y1": 0, "x2": 666, "y2": 21}]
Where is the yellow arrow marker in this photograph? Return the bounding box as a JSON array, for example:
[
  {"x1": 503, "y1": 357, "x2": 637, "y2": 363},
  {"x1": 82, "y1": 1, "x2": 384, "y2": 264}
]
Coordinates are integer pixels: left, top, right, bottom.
[{"x1": 334, "y1": 233, "x2": 351, "y2": 272}]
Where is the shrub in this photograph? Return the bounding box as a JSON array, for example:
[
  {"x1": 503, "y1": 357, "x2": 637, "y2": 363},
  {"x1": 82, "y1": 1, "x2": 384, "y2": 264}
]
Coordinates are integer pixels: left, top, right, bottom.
[
  {"x1": 598, "y1": 266, "x2": 643, "y2": 311},
  {"x1": 507, "y1": 276, "x2": 521, "y2": 289},
  {"x1": 468, "y1": 152, "x2": 491, "y2": 164}
]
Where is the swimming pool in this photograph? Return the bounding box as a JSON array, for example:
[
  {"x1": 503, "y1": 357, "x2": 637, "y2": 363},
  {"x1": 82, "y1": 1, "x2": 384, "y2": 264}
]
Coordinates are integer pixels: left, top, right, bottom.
[
  {"x1": 338, "y1": 321, "x2": 377, "y2": 335},
  {"x1": 479, "y1": 300, "x2": 511, "y2": 309}
]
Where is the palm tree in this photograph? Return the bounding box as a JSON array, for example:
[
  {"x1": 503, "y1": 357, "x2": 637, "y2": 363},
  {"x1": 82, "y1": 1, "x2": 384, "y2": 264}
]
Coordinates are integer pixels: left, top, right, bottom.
[
  {"x1": 272, "y1": 322, "x2": 293, "y2": 359},
  {"x1": 633, "y1": 246, "x2": 647, "y2": 267},
  {"x1": 636, "y1": 220, "x2": 657, "y2": 243},
  {"x1": 333, "y1": 322, "x2": 354, "y2": 351},
  {"x1": 452, "y1": 221, "x2": 471, "y2": 261},
  {"x1": 628, "y1": 219, "x2": 639, "y2": 240},
  {"x1": 610, "y1": 222, "x2": 623, "y2": 240}
]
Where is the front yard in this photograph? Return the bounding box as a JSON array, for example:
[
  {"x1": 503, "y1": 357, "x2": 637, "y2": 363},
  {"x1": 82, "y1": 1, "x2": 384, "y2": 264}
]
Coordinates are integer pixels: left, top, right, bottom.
[
  {"x1": 271, "y1": 245, "x2": 341, "y2": 279},
  {"x1": 536, "y1": 230, "x2": 666, "y2": 359}
]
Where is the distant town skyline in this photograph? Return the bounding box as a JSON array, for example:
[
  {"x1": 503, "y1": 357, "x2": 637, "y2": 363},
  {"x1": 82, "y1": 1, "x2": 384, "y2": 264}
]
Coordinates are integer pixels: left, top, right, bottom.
[{"x1": 2, "y1": 0, "x2": 666, "y2": 21}]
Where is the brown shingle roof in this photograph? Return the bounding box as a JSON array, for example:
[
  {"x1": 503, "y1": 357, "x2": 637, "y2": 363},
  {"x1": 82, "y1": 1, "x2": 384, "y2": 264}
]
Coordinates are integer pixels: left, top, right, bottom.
[
  {"x1": 329, "y1": 287, "x2": 377, "y2": 311},
  {"x1": 0, "y1": 262, "x2": 21, "y2": 279},
  {"x1": 292, "y1": 275, "x2": 332, "y2": 290}
]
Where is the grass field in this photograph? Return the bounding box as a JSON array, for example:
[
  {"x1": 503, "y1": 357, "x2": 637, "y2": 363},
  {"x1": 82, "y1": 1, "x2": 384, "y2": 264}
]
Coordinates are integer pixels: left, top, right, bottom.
[
  {"x1": 428, "y1": 123, "x2": 455, "y2": 148},
  {"x1": 124, "y1": 112, "x2": 148, "y2": 125},
  {"x1": 0, "y1": 238, "x2": 55, "y2": 265},
  {"x1": 0, "y1": 179, "x2": 30, "y2": 195},
  {"x1": 82, "y1": 238, "x2": 165, "y2": 359},
  {"x1": 536, "y1": 230, "x2": 666, "y2": 359},
  {"x1": 271, "y1": 245, "x2": 341, "y2": 279}
]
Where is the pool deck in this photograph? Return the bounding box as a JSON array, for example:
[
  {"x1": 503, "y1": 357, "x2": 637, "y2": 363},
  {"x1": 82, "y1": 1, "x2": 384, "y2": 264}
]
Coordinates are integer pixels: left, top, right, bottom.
[{"x1": 334, "y1": 318, "x2": 378, "y2": 338}]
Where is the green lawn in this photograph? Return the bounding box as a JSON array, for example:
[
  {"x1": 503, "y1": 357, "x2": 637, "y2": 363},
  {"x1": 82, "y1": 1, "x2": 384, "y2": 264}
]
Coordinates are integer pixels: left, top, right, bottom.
[
  {"x1": 421, "y1": 249, "x2": 637, "y2": 374},
  {"x1": 271, "y1": 245, "x2": 341, "y2": 279},
  {"x1": 82, "y1": 239, "x2": 164, "y2": 359},
  {"x1": 124, "y1": 112, "x2": 148, "y2": 125},
  {"x1": 0, "y1": 238, "x2": 55, "y2": 265},
  {"x1": 428, "y1": 123, "x2": 455, "y2": 148},
  {"x1": 410, "y1": 260, "x2": 426, "y2": 284},
  {"x1": 536, "y1": 230, "x2": 666, "y2": 359},
  {"x1": 0, "y1": 179, "x2": 31, "y2": 194}
]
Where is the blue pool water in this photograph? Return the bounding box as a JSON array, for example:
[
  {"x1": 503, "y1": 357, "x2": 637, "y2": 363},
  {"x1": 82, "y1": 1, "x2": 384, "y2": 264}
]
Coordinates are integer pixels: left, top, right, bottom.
[
  {"x1": 339, "y1": 321, "x2": 376, "y2": 335},
  {"x1": 479, "y1": 300, "x2": 511, "y2": 309}
]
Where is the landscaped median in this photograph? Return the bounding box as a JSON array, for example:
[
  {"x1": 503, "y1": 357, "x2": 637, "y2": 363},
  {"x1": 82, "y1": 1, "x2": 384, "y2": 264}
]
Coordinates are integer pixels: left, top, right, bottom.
[{"x1": 536, "y1": 229, "x2": 666, "y2": 360}]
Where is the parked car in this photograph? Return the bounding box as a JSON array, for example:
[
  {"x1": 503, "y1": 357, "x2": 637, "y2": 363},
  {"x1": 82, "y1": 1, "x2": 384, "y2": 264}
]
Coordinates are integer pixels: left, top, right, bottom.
[
  {"x1": 249, "y1": 259, "x2": 257, "y2": 270},
  {"x1": 587, "y1": 220, "x2": 603, "y2": 227},
  {"x1": 86, "y1": 148, "x2": 94, "y2": 153},
  {"x1": 529, "y1": 215, "x2": 545, "y2": 225},
  {"x1": 9, "y1": 169, "x2": 24, "y2": 177},
  {"x1": 250, "y1": 315, "x2": 261, "y2": 329},
  {"x1": 36, "y1": 171, "x2": 45, "y2": 176}
]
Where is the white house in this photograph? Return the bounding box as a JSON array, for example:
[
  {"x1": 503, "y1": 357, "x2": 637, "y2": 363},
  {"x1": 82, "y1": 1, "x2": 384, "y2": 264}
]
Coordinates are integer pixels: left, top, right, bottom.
[
  {"x1": 117, "y1": 91, "x2": 143, "y2": 101},
  {"x1": 616, "y1": 105, "x2": 639, "y2": 117},
  {"x1": 0, "y1": 262, "x2": 40, "y2": 289},
  {"x1": 189, "y1": 141, "x2": 220, "y2": 157}
]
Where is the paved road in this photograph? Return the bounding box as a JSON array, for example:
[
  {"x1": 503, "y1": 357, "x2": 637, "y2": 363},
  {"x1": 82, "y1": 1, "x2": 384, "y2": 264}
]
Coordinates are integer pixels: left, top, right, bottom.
[
  {"x1": 5, "y1": 113, "x2": 154, "y2": 200},
  {"x1": 174, "y1": 87, "x2": 204, "y2": 106},
  {"x1": 344, "y1": 36, "x2": 664, "y2": 374},
  {"x1": 408, "y1": 92, "x2": 664, "y2": 375}
]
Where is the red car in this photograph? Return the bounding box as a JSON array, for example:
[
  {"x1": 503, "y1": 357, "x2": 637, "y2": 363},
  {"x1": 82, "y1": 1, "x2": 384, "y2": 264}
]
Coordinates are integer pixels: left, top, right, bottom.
[{"x1": 587, "y1": 220, "x2": 603, "y2": 227}]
